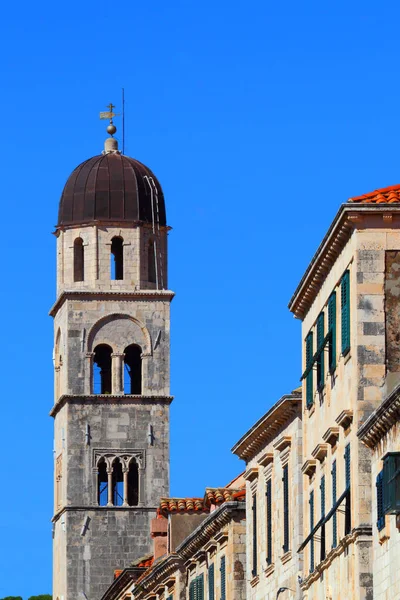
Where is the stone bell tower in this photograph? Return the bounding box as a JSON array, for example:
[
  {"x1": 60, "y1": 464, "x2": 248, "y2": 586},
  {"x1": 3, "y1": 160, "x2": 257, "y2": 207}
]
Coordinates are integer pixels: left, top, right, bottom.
[{"x1": 51, "y1": 112, "x2": 173, "y2": 600}]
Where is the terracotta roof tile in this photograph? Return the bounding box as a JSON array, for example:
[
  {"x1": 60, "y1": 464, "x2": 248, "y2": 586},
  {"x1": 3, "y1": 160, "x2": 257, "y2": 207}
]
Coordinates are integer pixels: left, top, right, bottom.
[
  {"x1": 348, "y1": 184, "x2": 400, "y2": 204},
  {"x1": 204, "y1": 487, "x2": 244, "y2": 507},
  {"x1": 159, "y1": 497, "x2": 207, "y2": 514}
]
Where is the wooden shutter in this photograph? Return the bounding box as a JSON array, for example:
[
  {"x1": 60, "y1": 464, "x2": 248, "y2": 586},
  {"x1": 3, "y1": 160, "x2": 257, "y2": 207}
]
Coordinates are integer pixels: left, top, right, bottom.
[
  {"x1": 341, "y1": 270, "x2": 350, "y2": 355},
  {"x1": 331, "y1": 460, "x2": 337, "y2": 548},
  {"x1": 309, "y1": 490, "x2": 315, "y2": 573},
  {"x1": 383, "y1": 452, "x2": 400, "y2": 514},
  {"x1": 306, "y1": 331, "x2": 314, "y2": 407},
  {"x1": 252, "y1": 493, "x2": 257, "y2": 576},
  {"x1": 197, "y1": 574, "x2": 204, "y2": 600},
  {"x1": 189, "y1": 579, "x2": 195, "y2": 600},
  {"x1": 283, "y1": 464, "x2": 289, "y2": 552},
  {"x1": 344, "y1": 444, "x2": 351, "y2": 534},
  {"x1": 328, "y1": 292, "x2": 337, "y2": 372},
  {"x1": 266, "y1": 478, "x2": 272, "y2": 565},
  {"x1": 208, "y1": 563, "x2": 215, "y2": 600},
  {"x1": 220, "y1": 556, "x2": 226, "y2": 600},
  {"x1": 320, "y1": 475, "x2": 326, "y2": 561},
  {"x1": 317, "y1": 312, "x2": 325, "y2": 390},
  {"x1": 376, "y1": 471, "x2": 385, "y2": 531}
]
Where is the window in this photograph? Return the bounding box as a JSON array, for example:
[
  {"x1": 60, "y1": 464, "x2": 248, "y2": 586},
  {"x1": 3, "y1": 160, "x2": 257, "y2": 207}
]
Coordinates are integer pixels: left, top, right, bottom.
[
  {"x1": 331, "y1": 460, "x2": 337, "y2": 548},
  {"x1": 328, "y1": 292, "x2": 337, "y2": 372},
  {"x1": 208, "y1": 564, "x2": 214, "y2": 600},
  {"x1": 344, "y1": 444, "x2": 351, "y2": 535},
  {"x1": 128, "y1": 460, "x2": 139, "y2": 506},
  {"x1": 93, "y1": 344, "x2": 112, "y2": 394},
  {"x1": 148, "y1": 239, "x2": 156, "y2": 284},
  {"x1": 317, "y1": 312, "x2": 325, "y2": 390},
  {"x1": 97, "y1": 455, "x2": 139, "y2": 507},
  {"x1": 111, "y1": 236, "x2": 124, "y2": 280},
  {"x1": 112, "y1": 458, "x2": 123, "y2": 506},
  {"x1": 282, "y1": 464, "x2": 289, "y2": 553},
  {"x1": 309, "y1": 490, "x2": 314, "y2": 573},
  {"x1": 320, "y1": 475, "x2": 326, "y2": 561},
  {"x1": 220, "y1": 557, "x2": 226, "y2": 600},
  {"x1": 383, "y1": 452, "x2": 400, "y2": 515},
  {"x1": 341, "y1": 270, "x2": 350, "y2": 355},
  {"x1": 306, "y1": 332, "x2": 314, "y2": 408},
  {"x1": 73, "y1": 237, "x2": 84, "y2": 282},
  {"x1": 124, "y1": 344, "x2": 142, "y2": 394},
  {"x1": 189, "y1": 575, "x2": 204, "y2": 600},
  {"x1": 376, "y1": 471, "x2": 385, "y2": 531},
  {"x1": 252, "y1": 492, "x2": 257, "y2": 576},
  {"x1": 189, "y1": 579, "x2": 195, "y2": 600},
  {"x1": 98, "y1": 458, "x2": 108, "y2": 506},
  {"x1": 266, "y1": 478, "x2": 272, "y2": 565}
]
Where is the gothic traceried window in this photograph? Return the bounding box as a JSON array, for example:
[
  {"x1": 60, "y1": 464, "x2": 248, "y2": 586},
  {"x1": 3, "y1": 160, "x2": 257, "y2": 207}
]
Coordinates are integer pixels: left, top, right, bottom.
[
  {"x1": 124, "y1": 344, "x2": 142, "y2": 394},
  {"x1": 98, "y1": 458, "x2": 108, "y2": 506},
  {"x1": 128, "y1": 459, "x2": 139, "y2": 506},
  {"x1": 112, "y1": 458, "x2": 124, "y2": 506},
  {"x1": 93, "y1": 344, "x2": 112, "y2": 394},
  {"x1": 96, "y1": 454, "x2": 140, "y2": 507}
]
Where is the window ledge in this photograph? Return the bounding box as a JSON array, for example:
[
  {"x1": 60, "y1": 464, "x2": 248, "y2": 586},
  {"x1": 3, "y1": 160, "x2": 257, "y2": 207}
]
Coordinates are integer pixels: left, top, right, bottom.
[
  {"x1": 307, "y1": 404, "x2": 315, "y2": 417},
  {"x1": 280, "y1": 550, "x2": 292, "y2": 564},
  {"x1": 265, "y1": 563, "x2": 275, "y2": 577},
  {"x1": 250, "y1": 575, "x2": 259, "y2": 587},
  {"x1": 344, "y1": 351, "x2": 351, "y2": 365}
]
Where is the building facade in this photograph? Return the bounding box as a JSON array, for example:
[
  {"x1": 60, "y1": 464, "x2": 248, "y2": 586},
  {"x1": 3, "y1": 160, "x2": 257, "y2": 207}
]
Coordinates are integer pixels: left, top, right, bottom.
[
  {"x1": 51, "y1": 130, "x2": 173, "y2": 600},
  {"x1": 232, "y1": 392, "x2": 303, "y2": 600}
]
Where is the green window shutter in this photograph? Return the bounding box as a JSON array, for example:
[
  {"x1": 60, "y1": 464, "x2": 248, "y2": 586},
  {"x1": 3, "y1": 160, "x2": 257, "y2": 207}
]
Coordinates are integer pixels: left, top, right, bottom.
[
  {"x1": 317, "y1": 312, "x2": 325, "y2": 390},
  {"x1": 309, "y1": 490, "x2": 314, "y2": 573},
  {"x1": 208, "y1": 564, "x2": 215, "y2": 600},
  {"x1": 345, "y1": 444, "x2": 351, "y2": 489},
  {"x1": 320, "y1": 475, "x2": 326, "y2": 561},
  {"x1": 344, "y1": 444, "x2": 351, "y2": 534},
  {"x1": 282, "y1": 464, "x2": 289, "y2": 552},
  {"x1": 383, "y1": 452, "x2": 400, "y2": 514},
  {"x1": 376, "y1": 471, "x2": 385, "y2": 531},
  {"x1": 252, "y1": 493, "x2": 257, "y2": 576},
  {"x1": 189, "y1": 580, "x2": 195, "y2": 600},
  {"x1": 341, "y1": 270, "x2": 350, "y2": 355},
  {"x1": 332, "y1": 460, "x2": 337, "y2": 548},
  {"x1": 306, "y1": 331, "x2": 314, "y2": 408},
  {"x1": 328, "y1": 292, "x2": 337, "y2": 372},
  {"x1": 266, "y1": 478, "x2": 272, "y2": 565},
  {"x1": 220, "y1": 556, "x2": 226, "y2": 600},
  {"x1": 197, "y1": 574, "x2": 204, "y2": 600}
]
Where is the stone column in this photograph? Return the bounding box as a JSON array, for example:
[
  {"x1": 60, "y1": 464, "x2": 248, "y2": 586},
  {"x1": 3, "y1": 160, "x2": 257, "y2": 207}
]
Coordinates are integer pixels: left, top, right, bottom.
[
  {"x1": 123, "y1": 468, "x2": 129, "y2": 507},
  {"x1": 85, "y1": 352, "x2": 94, "y2": 395},
  {"x1": 107, "y1": 468, "x2": 113, "y2": 506},
  {"x1": 138, "y1": 467, "x2": 145, "y2": 506},
  {"x1": 111, "y1": 353, "x2": 125, "y2": 395}
]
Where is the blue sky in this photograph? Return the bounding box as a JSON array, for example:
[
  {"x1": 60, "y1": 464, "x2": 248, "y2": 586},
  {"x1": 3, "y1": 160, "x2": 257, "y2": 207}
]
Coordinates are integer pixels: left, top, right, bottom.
[{"x1": 1, "y1": 1, "x2": 400, "y2": 596}]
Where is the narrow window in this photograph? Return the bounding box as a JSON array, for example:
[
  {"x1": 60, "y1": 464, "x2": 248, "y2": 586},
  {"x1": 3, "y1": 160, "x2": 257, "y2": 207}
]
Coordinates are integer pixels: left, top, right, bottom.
[
  {"x1": 124, "y1": 344, "x2": 142, "y2": 394},
  {"x1": 332, "y1": 460, "x2": 337, "y2": 548},
  {"x1": 112, "y1": 458, "x2": 124, "y2": 506},
  {"x1": 305, "y1": 332, "x2": 314, "y2": 408},
  {"x1": 341, "y1": 270, "x2": 350, "y2": 355},
  {"x1": 320, "y1": 475, "x2": 326, "y2": 561},
  {"x1": 383, "y1": 452, "x2": 400, "y2": 514},
  {"x1": 74, "y1": 237, "x2": 84, "y2": 282},
  {"x1": 251, "y1": 492, "x2": 257, "y2": 576},
  {"x1": 344, "y1": 444, "x2": 351, "y2": 535},
  {"x1": 93, "y1": 344, "x2": 112, "y2": 394},
  {"x1": 220, "y1": 556, "x2": 226, "y2": 600},
  {"x1": 309, "y1": 490, "x2": 315, "y2": 573},
  {"x1": 98, "y1": 459, "x2": 108, "y2": 506},
  {"x1": 189, "y1": 579, "x2": 195, "y2": 600},
  {"x1": 148, "y1": 239, "x2": 156, "y2": 284},
  {"x1": 266, "y1": 478, "x2": 272, "y2": 565},
  {"x1": 328, "y1": 292, "x2": 337, "y2": 372},
  {"x1": 111, "y1": 236, "x2": 124, "y2": 280},
  {"x1": 196, "y1": 574, "x2": 204, "y2": 600},
  {"x1": 282, "y1": 464, "x2": 289, "y2": 553},
  {"x1": 317, "y1": 312, "x2": 325, "y2": 390},
  {"x1": 376, "y1": 471, "x2": 385, "y2": 531},
  {"x1": 208, "y1": 563, "x2": 215, "y2": 600},
  {"x1": 127, "y1": 460, "x2": 139, "y2": 506}
]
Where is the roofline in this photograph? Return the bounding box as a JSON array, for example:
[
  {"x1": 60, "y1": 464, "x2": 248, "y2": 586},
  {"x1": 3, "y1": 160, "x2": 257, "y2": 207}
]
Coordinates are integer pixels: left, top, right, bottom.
[
  {"x1": 231, "y1": 393, "x2": 301, "y2": 460},
  {"x1": 357, "y1": 382, "x2": 400, "y2": 448},
  {"x1": 288, "y1": 203, "x2": 400, "y2": 320},
  {"x1": 132, "y1": 553, "x2": 183, "y2": 596},
  {"x1": 99, "y1": 567, "x2": 145, "y2": 600}
]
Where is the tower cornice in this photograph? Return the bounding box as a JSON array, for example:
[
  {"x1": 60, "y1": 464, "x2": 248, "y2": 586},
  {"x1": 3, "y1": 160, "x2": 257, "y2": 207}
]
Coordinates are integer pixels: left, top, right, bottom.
[
  {"x1": 49, "y1": 289, "x2": 175, "y2": 317},
  {"x1": 50, "y1": 393, "x2": 174, "y2": 418}
]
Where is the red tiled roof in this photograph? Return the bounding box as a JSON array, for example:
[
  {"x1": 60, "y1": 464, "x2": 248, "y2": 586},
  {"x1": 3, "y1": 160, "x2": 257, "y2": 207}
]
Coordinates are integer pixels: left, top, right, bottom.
[
  {"x1": 159, "y1": 497, "x2": 207, "y2": 514},
  {"x1": 204, "y1": 488, "x2": 243, "y2": 507},
  {"x1": 348, "y1": 184, "x2": 400, "y2": 204}
]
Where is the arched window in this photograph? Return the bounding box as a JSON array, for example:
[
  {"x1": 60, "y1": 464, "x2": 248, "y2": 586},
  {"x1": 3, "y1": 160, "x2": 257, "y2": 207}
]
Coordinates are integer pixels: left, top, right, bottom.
[
  {"x1": 112, "y1": 458, "x2": 124, "y2": 506},
  {"x1": 98, "y1": 458, "x2": 108, "y2": 506},
  {"x1": 111, "y1": 237, "x2": 124, "y2": 280},
  {"x1": 148, "y1": 239, "x2": 156, "y2": 284},
  {"x1": 93, "y1": 344, "x2": 112, "y2": 394},
  {"x1": 74, "y1": 237, "x2": 84, "y2": 282},
  {"x1": 128, "y1": 459, "x2": 139, "y2": 506},
  {"x1": 124, "y1": 344, "x2": 142, "y2": 394}
]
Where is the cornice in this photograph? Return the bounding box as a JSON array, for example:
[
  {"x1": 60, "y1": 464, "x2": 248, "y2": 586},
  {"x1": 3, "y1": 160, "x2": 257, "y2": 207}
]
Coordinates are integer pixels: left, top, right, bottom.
[
  {"x1": 134, "y1": 554, "x2": 183, "y2": 596},
  {"x1": 52, "y1": 504, "x2": 159, "y2": 522},
  {"x1": 288, "y1": 203, "x2": 400, "y2": 320},
  {"x1": 50, "y1": 394, "x2": 174, "y2": 417},
  {"x1": 231, "y1": 394, "x2": 301, "y2": 461},
  {"x1": 54, "y1": 221, "x2": 172, "y2": 236},
  {"x1": 358, "y1": 383, "x2": 400, "y2": 448},
  {"x1": 49, "y1": 289, "x2": 175, "y2": 317},
  {"x1": 99, "y1": 567, "x2": 146, "y2": 600}
]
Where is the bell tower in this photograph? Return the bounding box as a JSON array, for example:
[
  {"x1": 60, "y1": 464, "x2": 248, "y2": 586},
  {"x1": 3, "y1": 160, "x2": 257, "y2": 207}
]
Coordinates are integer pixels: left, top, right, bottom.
[{"x1": 51, "y1": 113, "x2": 173, "y2": 600}]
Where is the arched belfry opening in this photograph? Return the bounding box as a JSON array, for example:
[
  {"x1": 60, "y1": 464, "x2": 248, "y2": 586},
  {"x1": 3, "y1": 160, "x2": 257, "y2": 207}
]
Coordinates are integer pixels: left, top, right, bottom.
[
  {"x1": 112, "y1": 458, "x2": 124, "y2": 506},
  {"x1": 148, "y1": 239, "x2": 156, "y2": 284},
  {"x1": 111, "y1": 236, "x2": 124, "y2": 280},
  {"x1": 73, "y1": 237, "x2": 84, "y2": 282},
  {"x1": 97, "y1": 458, "x2": 108, "y2": 506},
  {"x1": 93, "y1": 344, "x2": 112, "y2": 394},
  {"x1": 124, "y1": 344, "x2": 142, "y2": 394},
  {"x1": 128, "y1": 459, "x2": 139, "y2": 506}
]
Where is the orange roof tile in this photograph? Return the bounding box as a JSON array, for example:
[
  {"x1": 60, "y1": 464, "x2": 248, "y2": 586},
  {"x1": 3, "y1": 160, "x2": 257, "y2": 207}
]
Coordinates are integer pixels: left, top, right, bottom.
[
  {"x1": 159, "y1": 497, "x2": 207, "y2": 514},
  {"x1": 204, "y1": 487, "x2": 243, "y2": 507},
  {"x1": 348, "y1": 184, "x2": 400, "y2": 204}
]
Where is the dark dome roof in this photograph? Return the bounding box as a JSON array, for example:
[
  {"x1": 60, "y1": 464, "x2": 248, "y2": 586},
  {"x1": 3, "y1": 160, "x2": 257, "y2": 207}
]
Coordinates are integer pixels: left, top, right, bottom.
[{"x1": 57, "y1": 153, "x2": 166, "y2": 227}]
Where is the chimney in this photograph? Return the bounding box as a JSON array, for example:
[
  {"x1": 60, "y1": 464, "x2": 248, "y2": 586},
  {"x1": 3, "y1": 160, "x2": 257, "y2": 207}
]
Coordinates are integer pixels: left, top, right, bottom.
[{"x1": 151, "y1": 514, "x2": 168, "y2": 560}]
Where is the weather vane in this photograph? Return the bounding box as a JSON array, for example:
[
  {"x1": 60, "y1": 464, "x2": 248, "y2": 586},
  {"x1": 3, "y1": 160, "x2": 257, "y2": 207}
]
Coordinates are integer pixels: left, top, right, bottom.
[{"x1": 100, "y1": 102, "x2": 120, "y2": 137}]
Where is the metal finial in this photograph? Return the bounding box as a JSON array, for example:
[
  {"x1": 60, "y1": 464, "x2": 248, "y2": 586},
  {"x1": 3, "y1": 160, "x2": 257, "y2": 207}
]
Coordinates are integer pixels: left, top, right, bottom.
[{"x1": 100, "y1": 102, "x2": 120, "y2": 137}]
